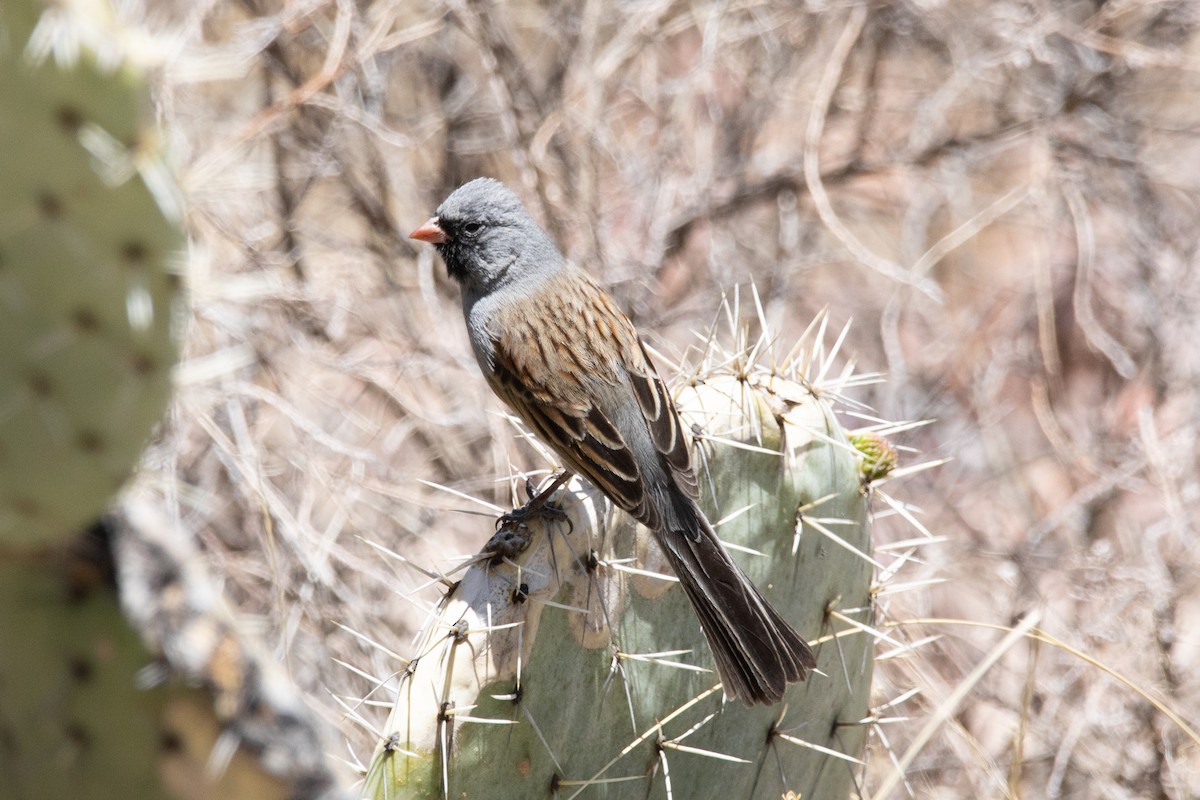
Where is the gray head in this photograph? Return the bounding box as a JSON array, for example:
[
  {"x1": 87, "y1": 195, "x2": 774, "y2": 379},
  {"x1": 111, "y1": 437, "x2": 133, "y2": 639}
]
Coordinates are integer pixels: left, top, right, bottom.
[{"x1": 409, "y1": 178, "x2": 562, "y2": 292}]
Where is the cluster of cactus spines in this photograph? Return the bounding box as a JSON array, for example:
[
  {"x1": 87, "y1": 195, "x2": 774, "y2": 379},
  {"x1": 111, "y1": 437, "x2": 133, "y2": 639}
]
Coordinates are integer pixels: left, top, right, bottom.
[
  {"x1": 0, "y1": 0, "x2": 183, "y2": 544},
  {"x1": 361, "y1": 301, "x2": 876, "y2": 799}
]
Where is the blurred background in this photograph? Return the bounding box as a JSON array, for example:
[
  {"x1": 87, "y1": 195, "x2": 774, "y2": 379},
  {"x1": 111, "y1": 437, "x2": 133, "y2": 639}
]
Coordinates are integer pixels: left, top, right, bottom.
[{"x1": 139, "y1": 1, "x2": 1200, "y2": 796}]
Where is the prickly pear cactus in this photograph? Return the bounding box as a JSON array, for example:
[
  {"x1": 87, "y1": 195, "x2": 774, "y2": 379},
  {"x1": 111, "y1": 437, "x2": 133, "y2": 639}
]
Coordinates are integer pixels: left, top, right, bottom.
[
  {"x1": 364, "y1": 362, "x2": 874, "y2": 799},
  {"x1": 0, "y1": 2, "x2": 187, "y2": 796},
  {"x1": 0, "y1": 533, "x2": 170, "y2": 799},
  {"x1": 0, "y1": 0, "x2": 183, "y2": 543}
]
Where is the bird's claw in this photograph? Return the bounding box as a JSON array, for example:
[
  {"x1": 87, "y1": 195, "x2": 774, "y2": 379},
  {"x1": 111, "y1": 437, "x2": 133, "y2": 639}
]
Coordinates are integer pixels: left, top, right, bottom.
[
  {"x1": 495, "y1": 474, "x2": 574, "y2": 534},
  {"x1": 495, "y1": 496, "x2": 570, "y2": 530}
]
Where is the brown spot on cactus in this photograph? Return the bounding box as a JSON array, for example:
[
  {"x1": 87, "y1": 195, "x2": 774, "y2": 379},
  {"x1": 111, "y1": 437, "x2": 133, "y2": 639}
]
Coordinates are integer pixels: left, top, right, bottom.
[
  {"x1": 77, "y1": 430, "x2": 105, "y2": 454},
  {"x1": 129, "y1": 353, "x2": 156, "y2": 376},
  {"x1": 68, "y1": 655, "x2": 95, "y2": 683},
  {"x1": 56, "y1": 105, "x2": 84, "y2": 134},
  {"x1": 38, "y1": 192, "x2": 63, "y2": 219},
  {"x1": 121, "y1": 241, "x2": 148, "y2": 266},
  {"x1": 27, "y1": 371, "x2": 53, "y2": 398},
  {"x1": 72, "y1": 307, "x2": 101, "y2": 333},
  {"x1": 9, "y1": 495, "x2": 41, "y2": 518}
]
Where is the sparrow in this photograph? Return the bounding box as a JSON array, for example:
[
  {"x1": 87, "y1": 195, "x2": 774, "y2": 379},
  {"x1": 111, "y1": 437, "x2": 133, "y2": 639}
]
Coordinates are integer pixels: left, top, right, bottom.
[{"x1": 410, "y1": 178, "x2": 816, "y2": 705}]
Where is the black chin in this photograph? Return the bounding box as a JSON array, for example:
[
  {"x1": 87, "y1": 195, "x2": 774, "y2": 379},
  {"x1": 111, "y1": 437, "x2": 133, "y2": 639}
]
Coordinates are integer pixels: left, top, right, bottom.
[
  {"x1": 438, "y1": 241, "x2": 470, "y2": 283},
  {"x1": 445, "y1": 260, "x2": 468, "y2": 283}
]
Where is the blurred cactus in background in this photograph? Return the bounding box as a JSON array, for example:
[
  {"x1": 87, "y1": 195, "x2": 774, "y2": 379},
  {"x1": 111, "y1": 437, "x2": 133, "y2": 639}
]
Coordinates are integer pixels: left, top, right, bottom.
[
  {"x1": 0, "y1": 522, "x2": 175, "y2": 799},
  {"x1": 0, "y1": 6, "x2": 343, "y2": 796},
  {"x1": 0, "y1": 0, "x2": 182, "y2": 544},
  {"x1": 0, "y1": 1, "x2": 184, "y2": 795}
]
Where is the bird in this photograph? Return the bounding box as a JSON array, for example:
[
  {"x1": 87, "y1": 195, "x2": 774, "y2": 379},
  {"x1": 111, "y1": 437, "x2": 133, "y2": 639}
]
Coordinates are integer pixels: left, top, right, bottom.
[{"x1": 409, "y1": 177, "x2": 816, "y2": 705}]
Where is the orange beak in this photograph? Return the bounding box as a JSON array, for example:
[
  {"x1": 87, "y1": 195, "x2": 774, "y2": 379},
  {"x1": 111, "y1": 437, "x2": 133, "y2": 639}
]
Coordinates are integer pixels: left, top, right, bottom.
[{"x1": 409, "y1": 217, "x2": 448, "y2": 244}]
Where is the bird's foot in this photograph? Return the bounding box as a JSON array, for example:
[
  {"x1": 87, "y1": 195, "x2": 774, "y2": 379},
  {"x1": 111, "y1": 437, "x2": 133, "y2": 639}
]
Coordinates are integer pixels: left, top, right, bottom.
[{"x1": 495, "y1": 473, "x2": 573, "y2": 532}]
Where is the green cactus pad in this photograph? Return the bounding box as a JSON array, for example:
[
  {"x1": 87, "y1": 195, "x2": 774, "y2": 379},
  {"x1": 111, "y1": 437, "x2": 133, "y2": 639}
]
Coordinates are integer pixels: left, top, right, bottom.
[
  {"x1": 0, "y1": 0, "x2": 182, "y2": 543},
  {"x1": 365, "y1": 374, "x2": 874, "y2": 799},
  {"x1": 0, "y1": 533, "x2": 173, "y2": 799}
]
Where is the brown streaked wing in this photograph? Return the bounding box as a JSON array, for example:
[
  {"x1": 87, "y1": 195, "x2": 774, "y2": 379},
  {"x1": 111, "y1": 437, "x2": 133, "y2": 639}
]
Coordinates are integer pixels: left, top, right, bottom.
[
  {"x1": 488, "y1": 336, "x2": 658, "y2": 528},
  {"x1": 629, "y1": 340, "x2": 699, "y2": 501}
]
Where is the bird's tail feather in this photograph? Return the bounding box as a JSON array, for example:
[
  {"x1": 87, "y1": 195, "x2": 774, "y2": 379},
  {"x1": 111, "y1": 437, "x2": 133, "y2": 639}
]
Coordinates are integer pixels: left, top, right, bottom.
[{"x1": 658, "y1": 505, "x2": 816, "y2": 705}]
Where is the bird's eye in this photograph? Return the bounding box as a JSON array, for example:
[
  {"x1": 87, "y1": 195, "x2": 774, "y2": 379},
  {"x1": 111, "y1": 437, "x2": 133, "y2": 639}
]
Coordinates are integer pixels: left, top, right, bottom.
[{"x1": 462, "y1": 221, "x2": 484, "y2": 237}]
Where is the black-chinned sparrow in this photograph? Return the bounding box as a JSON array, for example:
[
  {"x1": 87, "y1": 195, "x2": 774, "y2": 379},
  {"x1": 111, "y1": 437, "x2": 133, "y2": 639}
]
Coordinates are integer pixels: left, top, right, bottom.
[{"x1": 410, "y1": 178, "x2": 816, "y2": 704}]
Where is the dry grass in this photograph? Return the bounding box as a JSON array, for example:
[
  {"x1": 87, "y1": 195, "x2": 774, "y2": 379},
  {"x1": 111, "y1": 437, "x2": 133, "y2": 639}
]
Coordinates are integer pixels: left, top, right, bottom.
[{"x1": 126, "y1": 0, "x2": 1200, "y2": 796}]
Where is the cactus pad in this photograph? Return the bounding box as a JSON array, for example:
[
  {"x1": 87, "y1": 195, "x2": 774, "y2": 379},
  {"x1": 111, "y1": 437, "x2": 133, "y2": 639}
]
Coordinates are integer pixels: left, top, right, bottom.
[
  {"x1": 364, "y1": 369, "x2": 874, "y2": 799},
  {"x1": 0, "y1": 0, "x2": 182, "y2": 543}
]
